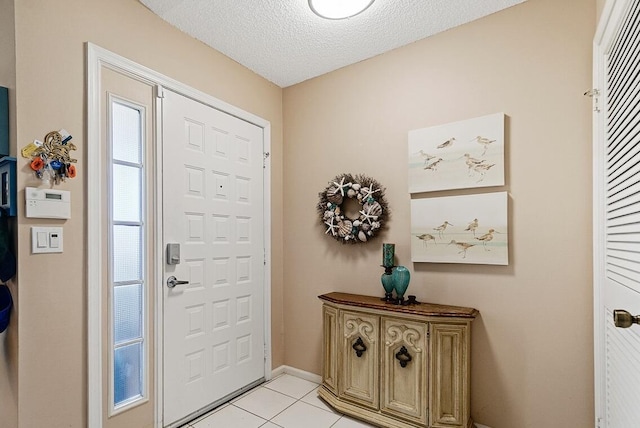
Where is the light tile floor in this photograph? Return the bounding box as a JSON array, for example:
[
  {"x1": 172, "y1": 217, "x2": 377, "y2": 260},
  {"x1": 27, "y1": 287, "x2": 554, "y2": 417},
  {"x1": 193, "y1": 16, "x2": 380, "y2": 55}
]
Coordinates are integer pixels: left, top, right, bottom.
[{"x1": 183, "y1": 373, "x2": 376, "y2": 428}]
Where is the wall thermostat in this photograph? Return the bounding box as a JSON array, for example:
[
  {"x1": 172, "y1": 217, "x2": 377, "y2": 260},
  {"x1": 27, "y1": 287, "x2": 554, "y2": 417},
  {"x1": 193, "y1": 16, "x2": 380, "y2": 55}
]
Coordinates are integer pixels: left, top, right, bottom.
[{"x1": 25, "y1": 187, "x2": 71, "y2": 219}]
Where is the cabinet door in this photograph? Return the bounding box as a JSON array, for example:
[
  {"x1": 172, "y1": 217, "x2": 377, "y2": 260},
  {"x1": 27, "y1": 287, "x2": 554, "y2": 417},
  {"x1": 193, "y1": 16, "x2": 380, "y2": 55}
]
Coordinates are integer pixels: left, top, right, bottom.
[
  {"x1": 381, "y1": 317, "x2": 429, "y2": 425},
  {"x1": 430, "y1": 323, "x2": 469, "y2": 427},
  {"x1": 339, "y1": 310, "x2": 379, "y2": 410},
  {"x1": 322, "y1": 305, "x2": 338, "y2": 394}
]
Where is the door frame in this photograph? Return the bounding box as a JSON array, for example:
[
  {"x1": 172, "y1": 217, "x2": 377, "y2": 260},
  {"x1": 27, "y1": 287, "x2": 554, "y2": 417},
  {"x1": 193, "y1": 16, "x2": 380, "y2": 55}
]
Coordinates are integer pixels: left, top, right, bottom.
[
  {"x1": 87, "y1": 43, "x2": 273, "y2": 428},
  {"x1": 592, "y1": 0, "x2": 634, "y2": 425}
]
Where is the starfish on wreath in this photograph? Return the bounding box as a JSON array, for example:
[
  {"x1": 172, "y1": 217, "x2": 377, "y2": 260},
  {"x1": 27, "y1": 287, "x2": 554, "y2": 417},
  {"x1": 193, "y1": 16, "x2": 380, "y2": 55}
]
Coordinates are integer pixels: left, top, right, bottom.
[
  {"x1": 324, "y1": 217, "x2": 339, "y2": 236},
  {"x1": 359, "y1": 206, "x2": 378, "y2": 225},
  {"x1": 361, "y1": 185, "x2": 381, "y2": 202},
  {"x1": 332, "y1": 176, "x2": 352, "y2": 197}
]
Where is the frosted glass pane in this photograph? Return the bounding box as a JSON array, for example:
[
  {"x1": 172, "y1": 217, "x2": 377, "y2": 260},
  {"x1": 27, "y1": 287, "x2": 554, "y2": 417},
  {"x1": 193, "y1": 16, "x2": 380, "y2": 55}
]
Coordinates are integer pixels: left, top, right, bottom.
[
  {"x1": 114, "y1": 342, "x2": 143, "y2": 406},
  {"x1": 114, "y1": 284, "x2": 142, "y2": 344},
  {"x1": 112, "y1": 164, "x2": 142, "y2": 223},
  {"x1": 112, "y1": 102, "x2": 141, "y2": 164},
  {"x1": 113, "y1": 225, "x2": 142, "y2": 282}
]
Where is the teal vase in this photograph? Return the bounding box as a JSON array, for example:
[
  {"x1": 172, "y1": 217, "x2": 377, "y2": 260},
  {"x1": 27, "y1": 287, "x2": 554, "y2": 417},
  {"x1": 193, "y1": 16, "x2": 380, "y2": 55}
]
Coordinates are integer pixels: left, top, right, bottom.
[
  {"x1": 381, "y1": 272, "x2": 394, "y2": 296},
  {"x1": 392, "y1": 266, "x2": 411, "y2": 302}
]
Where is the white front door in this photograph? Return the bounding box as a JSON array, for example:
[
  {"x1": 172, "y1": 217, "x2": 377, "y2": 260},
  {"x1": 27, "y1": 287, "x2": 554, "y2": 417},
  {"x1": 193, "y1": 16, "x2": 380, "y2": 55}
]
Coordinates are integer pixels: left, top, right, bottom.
[
  {"x1": 162, "y1": 89, "x2": 266, "y2": 426},
  {"x1": 594, "y1": 1, "x2": 640, "y2": 427}
]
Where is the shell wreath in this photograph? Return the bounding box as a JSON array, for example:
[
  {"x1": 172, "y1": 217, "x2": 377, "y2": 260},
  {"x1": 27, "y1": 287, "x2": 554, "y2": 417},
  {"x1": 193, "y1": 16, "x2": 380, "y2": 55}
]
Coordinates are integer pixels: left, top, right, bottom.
[{"x1": 318, "y1": 173, "x2": 389, "y2": 244}]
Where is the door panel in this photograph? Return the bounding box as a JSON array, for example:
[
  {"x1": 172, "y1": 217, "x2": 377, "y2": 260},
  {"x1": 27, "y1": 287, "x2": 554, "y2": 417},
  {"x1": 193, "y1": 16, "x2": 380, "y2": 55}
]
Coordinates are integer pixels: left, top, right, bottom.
[
  {"x1": 429, "y1": 324, "x2": 466, "y2": 427},
  {"x1": 380, "y1": 317, "x2": 428, "y2": 425},
  {"x1": 604, "y1": 284, "x2": 640, "y2": 427},
  {"x1": 322, "y1": 305, "x2": 338, "y2": 394},
  {"x1": 339, "y1": 310, "x2": 379, "y2": 410},
  {"x1": 162, "y1": 89, "x2": 265, "y2": 426}
]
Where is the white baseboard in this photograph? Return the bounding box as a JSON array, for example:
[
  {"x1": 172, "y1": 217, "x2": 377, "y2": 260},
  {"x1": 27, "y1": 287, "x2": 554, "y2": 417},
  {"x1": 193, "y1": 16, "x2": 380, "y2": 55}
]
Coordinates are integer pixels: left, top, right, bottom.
[
  {"x1": 271, "y1": 365, "x2": 322, "y2": 384},
  {"x1": 474, "y1": 424, "x2": 492, "y2": 428}
]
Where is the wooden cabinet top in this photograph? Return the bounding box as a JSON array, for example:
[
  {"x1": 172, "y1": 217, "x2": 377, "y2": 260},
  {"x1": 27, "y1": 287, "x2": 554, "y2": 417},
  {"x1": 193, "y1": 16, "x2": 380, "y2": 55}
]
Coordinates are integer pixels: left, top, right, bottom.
[{"x1": 319, "y1": 292, "x2": 478, "y2": 319}]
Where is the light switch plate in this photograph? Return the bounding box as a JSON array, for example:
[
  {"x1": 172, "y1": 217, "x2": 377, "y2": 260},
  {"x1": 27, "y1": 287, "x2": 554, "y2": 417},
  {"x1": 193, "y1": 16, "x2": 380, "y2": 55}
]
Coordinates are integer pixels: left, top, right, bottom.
[{"x1": 31, "y1": 227, "x2": 63, "y2": 253}]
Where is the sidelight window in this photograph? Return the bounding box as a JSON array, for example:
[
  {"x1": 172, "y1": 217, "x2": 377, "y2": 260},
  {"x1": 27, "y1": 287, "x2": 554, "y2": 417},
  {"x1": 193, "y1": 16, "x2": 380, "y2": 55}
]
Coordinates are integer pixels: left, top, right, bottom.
[{"x1": 108, "y1": 99, "x2": 147, "y2": 411}]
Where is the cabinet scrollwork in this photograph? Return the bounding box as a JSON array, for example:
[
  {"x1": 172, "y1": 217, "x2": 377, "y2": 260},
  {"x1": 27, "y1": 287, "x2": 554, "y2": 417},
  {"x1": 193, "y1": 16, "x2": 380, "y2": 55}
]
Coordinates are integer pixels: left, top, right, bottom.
[
  {"x1": 344, "y1": 317, "x2": 376, "y2": 343},
  {"x1": 386, "y1": 324, "x2": 422, "y2": 354}
]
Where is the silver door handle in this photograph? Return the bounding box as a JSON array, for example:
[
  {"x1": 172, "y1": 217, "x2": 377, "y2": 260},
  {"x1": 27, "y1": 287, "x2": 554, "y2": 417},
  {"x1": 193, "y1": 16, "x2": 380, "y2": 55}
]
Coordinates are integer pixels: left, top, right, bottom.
[
  {"x1": 167, "y1": 276, "x2": 189, "y2": 289},
  {"x1": 613, "y1": 309, "x2": 640, "y2": 328}
]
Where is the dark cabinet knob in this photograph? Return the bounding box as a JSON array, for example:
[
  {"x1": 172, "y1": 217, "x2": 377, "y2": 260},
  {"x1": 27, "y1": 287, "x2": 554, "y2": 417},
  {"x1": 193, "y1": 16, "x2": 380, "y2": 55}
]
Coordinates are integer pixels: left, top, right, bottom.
[
  {"x1": 395, "y1": 346, "x2": 412, "y2": 368},
  {"x1": 352, "y1": 337, "x2": 367, "y2": 357}
]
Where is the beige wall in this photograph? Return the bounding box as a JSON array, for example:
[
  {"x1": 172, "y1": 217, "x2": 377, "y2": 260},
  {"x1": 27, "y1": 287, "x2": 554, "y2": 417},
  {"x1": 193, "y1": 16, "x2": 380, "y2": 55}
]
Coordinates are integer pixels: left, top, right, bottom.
[
  {"x1": 13, "y1": 0, "x2": 283, "y2": 426},
  {"x1": 282, "y1": 0, "x2": 595, "y2": 427},
  {"x1": 597, "y1": 0, "x2": 605, "y2": 21},
  {"x1": 0, "y1": 0, "x2": 18, "y2": 426},
  {"x1": 7, "y1": 0, "x2": 598, "y2": 426}
]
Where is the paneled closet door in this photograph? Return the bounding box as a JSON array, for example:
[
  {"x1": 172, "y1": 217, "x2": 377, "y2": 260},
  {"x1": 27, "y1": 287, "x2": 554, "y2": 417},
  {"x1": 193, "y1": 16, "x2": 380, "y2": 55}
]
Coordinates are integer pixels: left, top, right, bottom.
[{"x1": 594, "y1": 1, "x2": 640, "y2": 426}]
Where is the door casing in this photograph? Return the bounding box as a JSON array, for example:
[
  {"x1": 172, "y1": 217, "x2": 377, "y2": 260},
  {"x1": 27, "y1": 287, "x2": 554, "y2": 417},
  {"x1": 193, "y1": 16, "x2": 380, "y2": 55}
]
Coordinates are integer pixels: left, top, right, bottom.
[{"x1": 87, "y1": 43, "x2": 273, "y2": 428}]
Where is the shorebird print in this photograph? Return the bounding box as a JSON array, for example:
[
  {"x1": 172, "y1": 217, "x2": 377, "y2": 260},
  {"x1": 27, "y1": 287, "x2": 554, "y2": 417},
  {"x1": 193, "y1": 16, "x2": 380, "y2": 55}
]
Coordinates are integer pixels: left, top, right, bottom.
[
  {"x1": 463, "y1": 153, "x2": 487, "y2": 175},
  {"x1": 437, "y1": 137, "x2": 456, "y2": 149},
  {"x1": 448, "y1": 240, "x2": 475, "y2": 259},
  {"x1": 416, "y1": 150, "x2": 436, "y2": 167},
  {"x1": 472, "y1": 136, "x2": 496, "y2": 156},
  {"x1": 475, "y1": 228, "x2": 498, "y2": 250},
  {"x1": 465, "y1": 218, "x2": 479, "y2": 237},
  {"x1": 416, "y1": 233, "x2": 436, "y2": 247},
  {"x1": 472, "y1": 162, "x2": 495, "y2": 182},
  {"x1": 424, "y1": 158, "x2": 443, "y2": 171},
  {"x1": 433, "y1": 221, "x2": 453, "y2": 239}
]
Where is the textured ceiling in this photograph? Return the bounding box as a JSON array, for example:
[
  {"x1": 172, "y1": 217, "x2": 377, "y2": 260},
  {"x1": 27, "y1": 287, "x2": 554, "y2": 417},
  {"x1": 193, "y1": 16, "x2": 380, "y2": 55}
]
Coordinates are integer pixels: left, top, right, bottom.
[{"x1": 140, "y1": 0, "x2": 526, "y2": 88}]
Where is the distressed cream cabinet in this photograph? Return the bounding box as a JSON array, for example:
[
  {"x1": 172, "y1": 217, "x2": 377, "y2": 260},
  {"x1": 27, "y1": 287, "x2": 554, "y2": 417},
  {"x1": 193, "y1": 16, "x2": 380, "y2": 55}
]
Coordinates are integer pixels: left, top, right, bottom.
[{"x1": 318, "y1": 292, "x2": 478, "y2": 428}]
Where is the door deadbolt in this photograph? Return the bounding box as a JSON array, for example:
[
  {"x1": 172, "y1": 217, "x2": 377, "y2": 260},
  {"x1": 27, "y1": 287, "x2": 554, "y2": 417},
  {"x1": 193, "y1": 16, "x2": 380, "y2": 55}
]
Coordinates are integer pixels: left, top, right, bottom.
[{"x1": 166, "y1": 243, "x2": 181, "y2": 265}]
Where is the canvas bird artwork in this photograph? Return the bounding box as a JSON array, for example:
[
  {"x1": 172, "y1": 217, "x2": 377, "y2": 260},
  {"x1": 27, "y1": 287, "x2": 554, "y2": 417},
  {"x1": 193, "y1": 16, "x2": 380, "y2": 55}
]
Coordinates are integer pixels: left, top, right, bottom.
[
  {"x1": 465, "y1": 218, "x2": 478, "y2": 236},
  {"x1": 417, "y1": 150, "x2": 436, "y2": 166},
  {"x1": 473, "y1": 135, "x2": 496, "y2": 156},
  {"x1": 410, "y1": 192, "x2": 508, "y2": 265},
  {"x1": 433, "y1": 221, "x2": 453, "y2": 238},
  {"x1": 408, "y1": 113, "x2": 505, "y2": 193},
  {"x1": 448, "y1": 240, "x2": 476, "y2": 259},
  {"x1": 437, "y1": 137, "x2": 456, "y2": 149},
  {"x1": 416, "y1": 233, "x2": 436, "y2": 247},
  {"x1": 424, "y1": 157, "x2": 443, "y2": 171}
]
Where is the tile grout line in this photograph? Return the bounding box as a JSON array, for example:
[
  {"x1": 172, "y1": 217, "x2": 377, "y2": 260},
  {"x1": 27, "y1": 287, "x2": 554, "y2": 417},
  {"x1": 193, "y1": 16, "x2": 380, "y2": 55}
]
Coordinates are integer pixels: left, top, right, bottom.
[
  {"x1": 264, "y1": 384, "x2": 336, "y2": 427},
  {"x1": 230, "y1": 382, "x2": 319, "y2": 426},
  {"x1": 188, "y1": 374, "x2": 359, "y2": 428},
  {"x1": 264, "y1": 398, "x2": 297, "y2": 423},
  {"x1": 227, "y1": 403, "x2": 270, "y2": 425}
]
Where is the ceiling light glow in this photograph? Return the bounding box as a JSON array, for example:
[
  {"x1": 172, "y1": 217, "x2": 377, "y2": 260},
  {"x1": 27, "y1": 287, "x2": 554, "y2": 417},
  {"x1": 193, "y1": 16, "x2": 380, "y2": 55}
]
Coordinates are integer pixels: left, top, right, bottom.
[{"x1": 309, "y1": 0, "x2": 375, "y2": 20}]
